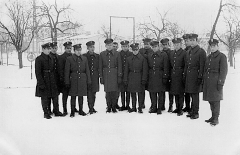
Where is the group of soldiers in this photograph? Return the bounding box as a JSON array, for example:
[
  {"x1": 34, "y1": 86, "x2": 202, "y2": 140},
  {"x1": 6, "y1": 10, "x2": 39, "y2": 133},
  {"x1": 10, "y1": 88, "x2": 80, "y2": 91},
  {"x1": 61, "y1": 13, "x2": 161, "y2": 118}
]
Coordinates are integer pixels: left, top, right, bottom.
[{"x1": 35, "y1": 33, "x2": 228, "y2": 126}]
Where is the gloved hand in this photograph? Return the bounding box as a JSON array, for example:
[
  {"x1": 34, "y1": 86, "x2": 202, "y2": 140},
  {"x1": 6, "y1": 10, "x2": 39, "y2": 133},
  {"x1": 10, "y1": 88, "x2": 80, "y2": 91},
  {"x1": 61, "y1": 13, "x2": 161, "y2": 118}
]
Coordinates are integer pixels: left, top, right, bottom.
[
  {"x1": 197, "y1": 78, "x2": 202, "y2": 85},
  {"x1": 162, "y1": 78, "x2": 168, "y2": 85},
  {"x1": 141, "y1": 80, "x2": 147, "y2": 85},
  {"x1": 39, "y1": 85, "x2": 46, "y2": 90},
  {"x1": 100, "y1": 78, "x2": 104, "y2": 85},
  {"x1": 118, "y1": 77, "x2": 122, "y2": 84},
  {"x1": 217, "y1": 84, "x2": 223, "y2": 91}
]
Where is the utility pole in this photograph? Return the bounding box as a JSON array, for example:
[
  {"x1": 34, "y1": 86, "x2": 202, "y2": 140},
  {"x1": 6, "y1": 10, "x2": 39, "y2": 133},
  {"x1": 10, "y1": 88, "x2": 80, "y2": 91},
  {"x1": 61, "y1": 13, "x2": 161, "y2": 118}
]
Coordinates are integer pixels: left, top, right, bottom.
[
  {"x1": 109, "y1": 16, "x2": 135, "y2": 43},
  {"x1": 33, "y1": 0, "x2": 36, "y2": 53}
]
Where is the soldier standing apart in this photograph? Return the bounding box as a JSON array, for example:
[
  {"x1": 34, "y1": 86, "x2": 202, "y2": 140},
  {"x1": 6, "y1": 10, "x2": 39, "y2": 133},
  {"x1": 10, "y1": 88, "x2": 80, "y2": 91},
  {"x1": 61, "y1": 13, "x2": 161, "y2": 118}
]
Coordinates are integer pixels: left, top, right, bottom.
[
  {"x1": 147, "y1": 41, "x2": 169, "y2": 115},
  {"x1": 185, "y1": 33, "x2": 206, "y2": 119},
  {"x1": 119, "y1": 40, "x2": 132, "y2": 111},
  {"x1": 83, "y1": 41, "x2": 99, "y2": 114},
  {"x1": 35, "y1": 43, "x2": 60, "y2": 119},
  {"x1": 182, "y1": 34, "x2": 192, "y2": 113},
  {"x1": 161, "y1": 38, "x2": 174, "y2": 112},
  {"x1": 124, "y1": 43, "x2": 148, "y2": 113},
  {"x1": 47, "y1": 42, "x2": 63, "y2": 116},
  {"x1": 203, "y1": 39, "x2": 228, "y2": 126},
  {"x1": 169, "y1": 38, "x2": 186, "y2": 116},
  {"x1": 99, "y1": 39, "x2": 122, "y2": 113},
  {"x1": 112, "y1": 42, "x2": 120, "y2": 109},
  {"x1": 65, "y1": 44, "x2": 91, "y2": 117}
]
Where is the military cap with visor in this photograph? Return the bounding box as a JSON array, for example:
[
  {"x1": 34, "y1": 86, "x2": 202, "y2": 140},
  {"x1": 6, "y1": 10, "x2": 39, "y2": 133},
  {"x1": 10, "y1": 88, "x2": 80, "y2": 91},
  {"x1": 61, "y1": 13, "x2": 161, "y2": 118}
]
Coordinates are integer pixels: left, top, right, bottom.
[
  {"x1": 208, "y1": 39, "x2": 219, "y2": 46},
  {"x1": 172, "y1": 38, "x2": 182, "y2": 44},
  {"x1": 120, "y1": 40, "x2": 129, "y2": 45},
  {"x1": 150, "y1": 41, "x2": 159, "y2": 46},
  {"x1": 63, "y1": 41, "x2": 72, "y2": 47},
  {"x1": 130, "y1": 43, "x2": 139, "y2": 51},
  {"x1": 41, "y1": 42, "x2": 52, "y2": 49},
  {"x1": 104, "y1": 38, "x2": 113, "y2": 44},
  {"x1": 86, "y1": 41, "x2": 95, "y2": 47},
  {"x1": 73, "y1": 44, "x2": 82, "y2": 50},
  {"x1": 160, "y1": 38, "x2": 170, "y2": 45},
  {"x1": 189, "y1": 33, "x2": 198, "y2": 39}
]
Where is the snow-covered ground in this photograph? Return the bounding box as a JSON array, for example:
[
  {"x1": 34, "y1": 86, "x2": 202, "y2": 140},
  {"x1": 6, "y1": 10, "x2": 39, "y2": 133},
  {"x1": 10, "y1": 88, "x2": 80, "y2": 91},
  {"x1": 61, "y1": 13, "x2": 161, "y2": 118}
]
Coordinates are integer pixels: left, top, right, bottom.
[{"x1": 1, "y1": 52, "x2": 240, "y2": 155}]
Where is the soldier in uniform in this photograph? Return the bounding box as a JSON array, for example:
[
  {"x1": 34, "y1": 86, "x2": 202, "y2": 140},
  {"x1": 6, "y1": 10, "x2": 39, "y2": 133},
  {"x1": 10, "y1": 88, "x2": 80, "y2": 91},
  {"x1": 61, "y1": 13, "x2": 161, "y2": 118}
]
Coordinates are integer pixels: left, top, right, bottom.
[
  {"x1": 65, "y1": 44, "x2": 91, "y2": 117},
  {"x1": 83, "y1": 41, "x2": 99, "y2": 114},
  {"x1": 47, "y1": 42, "x2": 63, "y2": 116},
  {"x1": 182, "y1": 34, "x2": 191, "y2": 113},
  {"x1": 124, "y1": 43, "x2": 148, "y2": 113},
  {"x1": 184, "y1": 33, "x2": 206, "y2": 119},
  {"x1": 139, "y1": 38, "x2": 153, "y2": 109},
  {"x1": 35, "y1": 43, "x2": 60, "y2": 119},
  {"x1": 99, "y1": 38, "x2": 122, "y2": 113},
  {"x1": 147, "y1": 41, "x2": 169, "y2": 115},
  {"x1": 169, "y1": 38, "x2": 186, "y2": 116},
  {"x1": 160, "y1": 38, "x2": 174, "y2": 112},
  {"x1": 58, "y1": 41, "x2": 77, "y2": 116},
  {"x1": 203, "y1": 39, "x2": 228, "y2": 126},
  {"x1": 113, "y1": 41, "x2": 121, "y2": 109},
  {"x1": 118, "y1": 40, "x2": 132, "y2": 111}
]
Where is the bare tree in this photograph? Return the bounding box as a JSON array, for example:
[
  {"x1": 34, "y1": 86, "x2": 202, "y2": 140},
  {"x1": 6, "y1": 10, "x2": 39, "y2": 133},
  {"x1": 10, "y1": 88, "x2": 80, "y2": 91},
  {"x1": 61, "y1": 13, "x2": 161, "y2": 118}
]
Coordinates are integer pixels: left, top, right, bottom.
[
  {"x1": 98, "y1": 24, "x2": 121, "y2": 40},
  {"x1": 0, "y1": 0, "x2": 35, "y2": 69},
  {"x1": 138, "y1": 9, "x2": 169, "y2": 41},
  {"x1": 39, "y1": 0, "x2": 82, "y2": 42},
  {"x1": 208, "y1": 0, "x2": 240, "y2": 54},
  {"x1": 166, "y1": 22, "x2": 184, "y2": 39},
  {"x1": 215, "y1": 14, "x2": 240, "y2": 68}
]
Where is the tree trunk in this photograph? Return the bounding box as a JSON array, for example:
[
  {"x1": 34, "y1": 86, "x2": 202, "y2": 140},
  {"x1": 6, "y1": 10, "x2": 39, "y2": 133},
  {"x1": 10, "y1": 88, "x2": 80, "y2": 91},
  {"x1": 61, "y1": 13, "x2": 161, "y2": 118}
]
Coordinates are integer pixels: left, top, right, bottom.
[
  {"x1": 207, "y1": 0, "x2": 223, "y2": 54},
  {"x1": 18, "y1": 51, "x2": 23, "y2": 69},
  {"x1": 229, "y1": 48, "x2": 233, "y2": 67}
]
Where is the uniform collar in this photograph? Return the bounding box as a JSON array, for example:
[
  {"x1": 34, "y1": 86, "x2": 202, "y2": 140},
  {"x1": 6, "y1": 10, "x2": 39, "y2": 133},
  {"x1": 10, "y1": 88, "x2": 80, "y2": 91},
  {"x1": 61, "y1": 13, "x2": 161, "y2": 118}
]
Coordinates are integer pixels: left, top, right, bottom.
[
  {"x1": 150, "y1": 50, "x2": 161, "y2": 57},
  {"x1": 132, "y1": 53, "x2": 141, "y2": 59},
  {"x1": 41, "y1": 52, "x2": 51, "y2": 60},
  {"x1": 105, "y1": 50, "x2": 113, "y2": 56},
  {"x1": 191, "y1": 45, "x2": 200, "y2": 54},
  {"x1": 87, "y1": 51, "x2": 96, "y2": 57},
  {"x1": 210, "y1": 50, "x2": 220, "y2": 58},
  {"x1": 174, "y1": 48, "x2": 183, "y2": 55},
  {"x1": 73, "y1": 54, "x2": 83, "y2": 61}
]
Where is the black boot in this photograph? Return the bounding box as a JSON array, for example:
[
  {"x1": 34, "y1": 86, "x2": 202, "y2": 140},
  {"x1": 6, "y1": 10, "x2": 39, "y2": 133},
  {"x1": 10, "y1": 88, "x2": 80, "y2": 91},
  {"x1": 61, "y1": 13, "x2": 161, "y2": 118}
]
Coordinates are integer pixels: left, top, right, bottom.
[
  {"x1": 149, "y1": 108, "x2": 157, "y2": 113},
  {"x1": 70, "y1": 112, "x2": 75, "y2": 118},
  {"x1": 205, "y1": 117, "x2": 213, "y2": 123},
  {"x1": 54, "y1": 111, "x2": 64, "y2": 117},
  {"x1": 157, "y1": 109, "x2": 162, "y2": 115},
  {"x1": 172, "y1": 109, "x2": 178, "y2": 113},
  {"x1": 44, "y1": 113, "x2": 52, "y2": 119},
  {"x1": 177, "y1": 110, "x2": 183, "y2": 116},
  {"x1": 168, "y1": 105, "x2": 173, "y2": 113}
]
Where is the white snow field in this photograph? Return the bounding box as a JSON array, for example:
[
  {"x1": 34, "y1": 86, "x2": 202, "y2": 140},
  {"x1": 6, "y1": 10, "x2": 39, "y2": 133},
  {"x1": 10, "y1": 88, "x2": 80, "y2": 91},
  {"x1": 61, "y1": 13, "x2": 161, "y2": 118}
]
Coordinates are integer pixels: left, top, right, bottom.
[{"x1": 1, "y1": 52, "x2": 240, "y2": 155}]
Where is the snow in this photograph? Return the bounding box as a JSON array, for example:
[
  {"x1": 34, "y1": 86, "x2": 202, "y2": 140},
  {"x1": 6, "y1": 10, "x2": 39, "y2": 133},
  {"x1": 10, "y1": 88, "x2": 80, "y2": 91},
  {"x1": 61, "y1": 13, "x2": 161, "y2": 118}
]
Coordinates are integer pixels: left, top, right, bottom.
[{"x1": 1, "y1": 52, "x2": 240, "y2": 155}]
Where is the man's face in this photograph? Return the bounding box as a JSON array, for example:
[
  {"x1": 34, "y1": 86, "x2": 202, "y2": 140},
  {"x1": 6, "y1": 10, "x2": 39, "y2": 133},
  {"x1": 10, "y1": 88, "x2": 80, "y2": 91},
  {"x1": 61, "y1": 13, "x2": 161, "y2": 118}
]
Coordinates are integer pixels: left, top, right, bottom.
[
  {"x1": 121, "y1": 45, "x2": 129, "y2": 51},
  {"x1": 184, "y1": 39, "x2": 191, "y2": 47},
  {"x1": 74, "y1": 48, "x2": 82, "y2": 56},
  {"x1": 105, "y1": 43, "x2": 113, "y2": 51},
  {"x1": 162, "y1": 43, "x2": 169, "y2": 50},
  {"x1": 144, "y1": 42, "x2": 151, "y2": 49},
  {"x1": 65, "y1": 46, "x2": 72, "y2": 53},
  {"x1": 88, "y1": 45, "x2": 95, "y2": 53},
  {"x1": 51, "y1": 46, "x2": 58, "y2": 54},
  {"x1": 132, "y1": 49, "x2": 139, "y2": 55},
  {"x1": 42, "y1": 47, "x2": 50, "y2": 55},
  {"x1": 152, "y1": 45, "x2": 159, "y2": 52},
  {"x1": 210, "y1": 44, "x2": 219, "y2": 53},
  {"x1": 113, "y1": 44, "x2": 118, "y2": 50},
  {"x1": 190, "y1": 38, "x2": 198, "y2": 47},
  {"x1": 173, "y1": 43, "x2": 182, "y2": 51}
]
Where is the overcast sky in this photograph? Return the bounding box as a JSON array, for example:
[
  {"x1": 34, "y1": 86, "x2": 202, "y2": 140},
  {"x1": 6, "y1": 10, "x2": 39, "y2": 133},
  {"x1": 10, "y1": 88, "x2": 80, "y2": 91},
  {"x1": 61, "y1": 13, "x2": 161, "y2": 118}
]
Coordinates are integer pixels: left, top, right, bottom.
[{"x1": 0, "y1": 0, "x2": 239, "y2": 39}]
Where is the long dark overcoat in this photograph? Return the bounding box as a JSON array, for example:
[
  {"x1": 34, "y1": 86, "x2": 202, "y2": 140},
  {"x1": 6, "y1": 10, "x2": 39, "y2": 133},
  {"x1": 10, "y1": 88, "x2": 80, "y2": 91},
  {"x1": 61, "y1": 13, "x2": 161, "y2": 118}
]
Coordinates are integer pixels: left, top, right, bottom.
[
  {"x1": 99, "y1": 50, "x2": 122, "y2": 92},
  {"x1": 58, "y1": 52, "x2": 72, "y2": 92},
  {"x1": 119, "y1": 50, "x2": 132, "y2": 92},
  {"x1": 49, "y1": 52, "x2": 61, "y2": 91},
  {"x1": 184, "y1": 45, "x2": 206, "y2": 93},
  {"x1": 169, "y1": 48, "x2": 186, "y2": 95},
  {"x1": 35, "y1": 52, "x2": 59, "y2": 97},
  {"x1": 203, "y1": 50, "x2": 228, "y2": 101},
  {"x1": 124, "y1": 53, "x2": 148, "y2": 92},
  {"x1": 147, "y1": 50, "x2": 169, "y2": 92},
  {"x1": 162, "y1": 48, "x2": 172, "y2": 91},
  {"x1": 65, "y1": 54, "x2": 91, "y2": 96},
  {"x1": 83, "y1": 52, "x2": 100, "y2": 92}
]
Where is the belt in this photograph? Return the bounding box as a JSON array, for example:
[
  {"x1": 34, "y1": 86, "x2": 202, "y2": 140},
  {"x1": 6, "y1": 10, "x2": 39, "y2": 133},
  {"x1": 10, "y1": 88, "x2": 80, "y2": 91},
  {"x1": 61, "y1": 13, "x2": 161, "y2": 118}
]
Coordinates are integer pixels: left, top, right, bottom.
[
  {"x1": 207, "y1": 69, "x2": 219, "y2": 73},
  {"x1": 171, "y1": 67, "x2": 183, "y2": 70},
  {"x1": 71, "y1": 71, "x2": 85, "y2": 74},
  {"x1": 130, "y1": 69, "x2": 141, "y2": 73},
  {"x1": 150, "y1": 68, "x2": 162, "y2": 71},
  {"x1": 43, "y1": 70, "x2": 52, "y2": 73},
  {"x1": 187, "y1": 66, "x2": 198, "y2": 70},
  {"x1": 103, "y1": 67, "x2": 117, "y2": 69}
]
